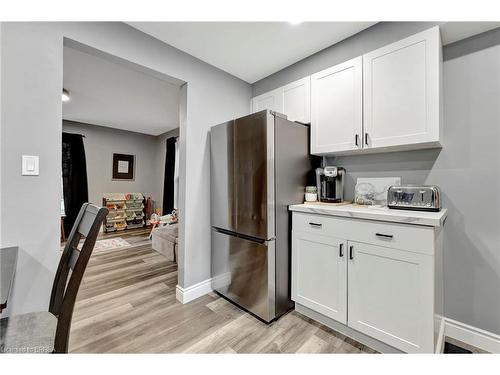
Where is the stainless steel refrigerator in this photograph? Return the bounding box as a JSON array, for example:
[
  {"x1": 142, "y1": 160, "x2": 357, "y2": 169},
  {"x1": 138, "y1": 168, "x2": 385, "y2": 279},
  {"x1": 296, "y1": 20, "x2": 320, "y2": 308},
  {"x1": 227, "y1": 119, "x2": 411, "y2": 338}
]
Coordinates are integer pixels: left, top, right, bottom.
[{"x1": 210, "y1": 110, "x2": 310, "y2": 322}]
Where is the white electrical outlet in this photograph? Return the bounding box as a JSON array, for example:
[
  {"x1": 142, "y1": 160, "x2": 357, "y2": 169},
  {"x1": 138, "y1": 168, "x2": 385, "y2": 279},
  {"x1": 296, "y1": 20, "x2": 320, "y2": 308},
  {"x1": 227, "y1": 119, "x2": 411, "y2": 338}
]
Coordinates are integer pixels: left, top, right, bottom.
[{"x1": 22, "y1": 155, "x2": 39, "y2": 176}]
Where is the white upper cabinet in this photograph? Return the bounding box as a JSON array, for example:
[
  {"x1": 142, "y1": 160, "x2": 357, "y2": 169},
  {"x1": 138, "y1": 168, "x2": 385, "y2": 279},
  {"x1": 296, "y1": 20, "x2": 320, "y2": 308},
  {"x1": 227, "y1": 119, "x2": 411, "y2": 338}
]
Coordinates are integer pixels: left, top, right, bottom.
[
  {"x1": 282, "y1": 77, "x2": 311, "y2": 123},
  {"x1": 310, "y1": 57, "x2": 363, "y2": 154},
  {"x1": 251, "y1": 77, "x2": 310, "y2": 123},
  {"x1": 250, "y1": 26, "x2": 442, "y2": 155},
  {"x1": 363, "y1": 26, "x2": 442, "y2": 149},
  {"x1": 251, "y1": 88, "x2": 283, "y2": 114}
]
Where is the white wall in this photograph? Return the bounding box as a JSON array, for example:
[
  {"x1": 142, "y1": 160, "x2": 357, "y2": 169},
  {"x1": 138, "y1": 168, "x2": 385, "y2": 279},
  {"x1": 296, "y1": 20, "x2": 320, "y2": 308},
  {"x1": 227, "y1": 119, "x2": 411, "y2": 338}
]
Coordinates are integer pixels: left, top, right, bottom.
[
  {"x1": 0, "y1": 22, "x2": 251, "y2": 316},
  {"x1": 62, "y1": 120, "x2": 165, "y2": 207}
]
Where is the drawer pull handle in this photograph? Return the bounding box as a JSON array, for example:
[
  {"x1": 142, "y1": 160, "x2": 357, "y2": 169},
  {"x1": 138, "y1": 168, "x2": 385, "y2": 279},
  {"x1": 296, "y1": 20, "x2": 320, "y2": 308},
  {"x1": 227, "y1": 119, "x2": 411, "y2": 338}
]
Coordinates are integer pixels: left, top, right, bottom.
[
  {"x1": 309, "y1": 222, "x2": 322, "y2": 227},
  {"x1": 349, "y1": 245, "x2": 354, "y2": 260},
  {"x1": 376, "y1": 232, "x2": 394, "y2": 239},
  {"x1": 339, "y1": 243, "x2": 344, "y2": 258}
]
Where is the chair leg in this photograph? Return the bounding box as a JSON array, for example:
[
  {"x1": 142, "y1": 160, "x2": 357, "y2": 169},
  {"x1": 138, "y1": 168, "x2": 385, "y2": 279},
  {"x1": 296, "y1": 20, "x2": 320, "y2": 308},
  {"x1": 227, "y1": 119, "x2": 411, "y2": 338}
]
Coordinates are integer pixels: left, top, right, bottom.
[{"x1": 60, "y1": 217, "x2": 66, "y2": 242}]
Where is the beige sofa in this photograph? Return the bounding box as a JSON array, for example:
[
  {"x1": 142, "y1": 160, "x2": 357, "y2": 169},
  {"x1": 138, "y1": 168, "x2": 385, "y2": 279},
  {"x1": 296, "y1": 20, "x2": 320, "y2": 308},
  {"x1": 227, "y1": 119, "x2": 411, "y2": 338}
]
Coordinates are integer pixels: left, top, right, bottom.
[{"x1": 151, "y1": 224, "x2": 178, "y2": 262}]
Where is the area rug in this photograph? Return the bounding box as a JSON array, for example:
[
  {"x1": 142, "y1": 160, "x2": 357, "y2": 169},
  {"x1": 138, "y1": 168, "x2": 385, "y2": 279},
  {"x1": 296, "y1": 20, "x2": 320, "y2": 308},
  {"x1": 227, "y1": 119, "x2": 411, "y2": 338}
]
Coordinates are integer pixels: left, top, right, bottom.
[{"x1": 89, "y1": 237, "x2": 131, "y2": 251}]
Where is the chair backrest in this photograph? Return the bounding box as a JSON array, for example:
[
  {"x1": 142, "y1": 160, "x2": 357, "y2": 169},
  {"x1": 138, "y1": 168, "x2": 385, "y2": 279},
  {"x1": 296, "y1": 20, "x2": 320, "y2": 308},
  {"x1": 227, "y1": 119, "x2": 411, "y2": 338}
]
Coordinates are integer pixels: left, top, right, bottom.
[{"x1": 49, "y1": 203, "x2": 108, "y2": 353}]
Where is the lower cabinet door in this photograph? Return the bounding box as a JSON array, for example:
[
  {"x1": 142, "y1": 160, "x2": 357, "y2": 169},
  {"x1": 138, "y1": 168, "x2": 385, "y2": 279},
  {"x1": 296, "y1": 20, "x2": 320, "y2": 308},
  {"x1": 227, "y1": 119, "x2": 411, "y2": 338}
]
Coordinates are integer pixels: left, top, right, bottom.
[
  {"x1": 347, "y1": 241, "x2": 434, "y2": 353},
  {"x1": 292, "y1": 230, "x2": 347, "y2": 324}
]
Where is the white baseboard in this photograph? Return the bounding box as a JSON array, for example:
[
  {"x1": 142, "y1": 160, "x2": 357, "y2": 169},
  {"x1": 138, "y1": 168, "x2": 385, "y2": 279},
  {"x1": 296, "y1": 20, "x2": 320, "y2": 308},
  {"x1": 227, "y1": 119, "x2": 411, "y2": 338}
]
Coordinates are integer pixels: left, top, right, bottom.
[
  {"x1": 175, "y1": 278, "x2": 213, "y2": 304},
  {"x1": 444, "y1": 317, "x2": 500, "y2": 353}
]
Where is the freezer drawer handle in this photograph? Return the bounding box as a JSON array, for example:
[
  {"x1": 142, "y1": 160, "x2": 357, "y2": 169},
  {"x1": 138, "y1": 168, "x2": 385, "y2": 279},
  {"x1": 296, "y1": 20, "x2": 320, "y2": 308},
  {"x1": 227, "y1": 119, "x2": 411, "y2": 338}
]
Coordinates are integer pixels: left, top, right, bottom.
[
  {"x1": 309, "y1": 222, "x2": 322, "y2": 228},
  {"x1": 375, "y1": 232, "x2": 394, "y2": 239}
]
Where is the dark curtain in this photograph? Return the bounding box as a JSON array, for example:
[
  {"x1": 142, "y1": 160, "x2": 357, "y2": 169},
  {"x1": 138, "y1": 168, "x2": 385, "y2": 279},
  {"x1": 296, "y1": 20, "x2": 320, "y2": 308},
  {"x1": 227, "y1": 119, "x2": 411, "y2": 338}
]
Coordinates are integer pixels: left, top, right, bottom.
[
  {"x1": 162, "y1": 137, "x2": 176, "y2": 215},
  {"x1": 62, "y1": 132, "x2": 88, "y2": 236}
]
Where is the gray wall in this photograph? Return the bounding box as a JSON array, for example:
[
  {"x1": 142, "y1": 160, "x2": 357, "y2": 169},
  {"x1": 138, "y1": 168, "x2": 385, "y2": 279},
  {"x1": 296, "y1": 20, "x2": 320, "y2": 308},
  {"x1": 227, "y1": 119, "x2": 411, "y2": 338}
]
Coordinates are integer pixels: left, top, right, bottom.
[
  {"x1": 0, "y1": 22, "x2": 251, "y2": 316},
  {"x1": 62, "y1": 120, "x2": 165, "y2": 208},
  {"x1": 0, "y1": 24, "x2": 2, "y2": 246},
  {"x1": 254, "y1": 24, "x2": 500, "y2": 335}
]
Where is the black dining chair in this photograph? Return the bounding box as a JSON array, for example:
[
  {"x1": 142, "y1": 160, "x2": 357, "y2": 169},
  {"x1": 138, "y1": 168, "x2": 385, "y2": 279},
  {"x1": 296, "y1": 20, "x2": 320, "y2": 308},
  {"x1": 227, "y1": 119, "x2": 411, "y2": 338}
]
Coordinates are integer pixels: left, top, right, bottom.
[{"x1": 0, "y1": 203, "x2": 108, "y2": 353}]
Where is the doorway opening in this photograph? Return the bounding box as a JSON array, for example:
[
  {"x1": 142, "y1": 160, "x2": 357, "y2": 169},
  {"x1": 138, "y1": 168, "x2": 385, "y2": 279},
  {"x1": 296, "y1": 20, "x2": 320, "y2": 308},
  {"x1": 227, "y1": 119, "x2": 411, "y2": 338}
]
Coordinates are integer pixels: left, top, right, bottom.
[{"x1": 60, "y1": 39, "x2": 187, "y2": 351}]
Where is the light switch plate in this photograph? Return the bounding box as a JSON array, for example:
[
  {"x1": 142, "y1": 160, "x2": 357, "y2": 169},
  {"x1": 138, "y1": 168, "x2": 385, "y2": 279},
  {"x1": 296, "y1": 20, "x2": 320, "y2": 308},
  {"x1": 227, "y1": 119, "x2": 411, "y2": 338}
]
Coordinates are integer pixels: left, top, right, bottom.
[{"x1": 22, "y1": 155, "x2": 39, "y2": 176}]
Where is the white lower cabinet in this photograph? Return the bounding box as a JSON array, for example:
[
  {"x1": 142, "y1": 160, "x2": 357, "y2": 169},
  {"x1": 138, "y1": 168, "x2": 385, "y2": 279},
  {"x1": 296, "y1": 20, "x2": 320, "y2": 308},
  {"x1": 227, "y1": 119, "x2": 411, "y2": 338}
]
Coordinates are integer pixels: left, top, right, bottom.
[
  {"x1": 292, "y1": 231, "x2": 347, "y2": 324},
  {"x1": 291, "y1": 211, "x2": 442, "y2": 353},
  {"x1": 347, "y1": 241, "x2": 434, "y2": 353}
]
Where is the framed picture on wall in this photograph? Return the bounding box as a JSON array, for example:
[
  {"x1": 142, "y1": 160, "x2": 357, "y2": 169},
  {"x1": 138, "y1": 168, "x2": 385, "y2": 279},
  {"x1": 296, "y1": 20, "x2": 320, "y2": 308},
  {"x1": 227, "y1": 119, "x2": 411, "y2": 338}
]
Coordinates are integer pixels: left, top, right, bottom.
[{"x1": 112, "y1": 153, "x2": 135, "y2": 180}]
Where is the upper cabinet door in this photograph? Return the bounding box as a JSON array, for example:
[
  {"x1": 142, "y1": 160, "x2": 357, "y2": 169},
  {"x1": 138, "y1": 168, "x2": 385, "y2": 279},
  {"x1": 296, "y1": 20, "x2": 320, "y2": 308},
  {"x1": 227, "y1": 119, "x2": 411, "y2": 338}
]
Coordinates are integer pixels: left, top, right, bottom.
[
  {"x1": 251, "y1": 88, "x2": 283, "y2": 114},
  {"x1": 363, "y1": 26, "x2": 442, "y2": 149},
  {"x1": 282, "y1": 77, "x2": 311, "y2": 123},
  {"x1": 310, "y1": 57, "x2": 363, "y2": 155}
]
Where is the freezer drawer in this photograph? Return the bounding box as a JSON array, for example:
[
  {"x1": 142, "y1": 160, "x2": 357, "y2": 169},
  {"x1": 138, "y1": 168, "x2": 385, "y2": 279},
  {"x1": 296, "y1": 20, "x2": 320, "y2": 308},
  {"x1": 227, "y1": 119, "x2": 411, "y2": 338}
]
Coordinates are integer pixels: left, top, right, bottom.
[{"x1": 211, "y1": 228, "x2": 276, "y2": 322}]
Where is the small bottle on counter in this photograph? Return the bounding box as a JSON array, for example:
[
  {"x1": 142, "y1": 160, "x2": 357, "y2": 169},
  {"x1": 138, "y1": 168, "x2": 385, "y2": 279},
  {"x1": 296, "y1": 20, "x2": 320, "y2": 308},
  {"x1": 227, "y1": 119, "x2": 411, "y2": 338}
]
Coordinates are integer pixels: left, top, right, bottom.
[{"x1": 305, "y1": 186, "x2": 318, "y2": 202}]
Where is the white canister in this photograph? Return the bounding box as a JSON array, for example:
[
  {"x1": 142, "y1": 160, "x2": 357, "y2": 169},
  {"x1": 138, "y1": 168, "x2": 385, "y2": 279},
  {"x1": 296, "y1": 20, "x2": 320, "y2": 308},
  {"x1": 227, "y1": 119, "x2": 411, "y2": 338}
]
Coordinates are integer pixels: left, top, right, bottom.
[
  {"x1": 305, "y1": 193, "x2": 317, "y2": 202},
  {"x1": 304, "y1": 186, "x2": 318, "y2": 202}
]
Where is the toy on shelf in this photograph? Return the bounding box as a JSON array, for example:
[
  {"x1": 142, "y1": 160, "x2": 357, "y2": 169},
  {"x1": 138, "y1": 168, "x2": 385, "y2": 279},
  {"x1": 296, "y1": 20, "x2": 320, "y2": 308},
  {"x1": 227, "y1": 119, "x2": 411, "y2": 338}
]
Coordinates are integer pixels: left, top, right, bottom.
[{"x1": 102, "y1": 192, "x2": 147, "y2": 233}]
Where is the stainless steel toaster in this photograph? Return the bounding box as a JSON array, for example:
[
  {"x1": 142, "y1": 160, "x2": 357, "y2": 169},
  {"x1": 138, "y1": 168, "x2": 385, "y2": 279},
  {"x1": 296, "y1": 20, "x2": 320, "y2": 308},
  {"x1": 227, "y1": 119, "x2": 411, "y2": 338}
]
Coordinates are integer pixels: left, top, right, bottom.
[{"x1": 387, "y1": 185, "x2": 442, "y2": 212}]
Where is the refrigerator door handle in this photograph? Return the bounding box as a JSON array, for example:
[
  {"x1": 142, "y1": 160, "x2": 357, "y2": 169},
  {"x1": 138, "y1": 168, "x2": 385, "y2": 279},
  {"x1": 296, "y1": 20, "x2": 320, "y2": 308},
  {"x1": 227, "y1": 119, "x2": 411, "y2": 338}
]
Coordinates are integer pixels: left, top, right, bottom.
[{"x1": 212, "y1": 226, "x2": 269, "y2": 244}]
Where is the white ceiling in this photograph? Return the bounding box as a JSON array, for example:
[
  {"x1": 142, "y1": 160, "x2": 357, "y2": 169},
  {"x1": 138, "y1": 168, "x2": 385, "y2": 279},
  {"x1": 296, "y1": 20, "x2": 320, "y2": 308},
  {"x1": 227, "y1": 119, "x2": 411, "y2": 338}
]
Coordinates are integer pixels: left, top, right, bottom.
[
  {"x1": 128, "y1": 22, "x2": 376, "y2": 83},
  {"x1": 129, "y1": 22, "x2": 500, "y2": 84},
  {"x1": 63, "y1": 46, "x2": 180, "y2": 136}
]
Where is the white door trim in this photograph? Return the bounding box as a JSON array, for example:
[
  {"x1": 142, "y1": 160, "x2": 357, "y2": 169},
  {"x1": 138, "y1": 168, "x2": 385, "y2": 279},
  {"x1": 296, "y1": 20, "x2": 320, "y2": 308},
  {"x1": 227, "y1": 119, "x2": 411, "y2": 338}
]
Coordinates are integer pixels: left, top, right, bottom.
[
  {"x1": 175, "y1": 278, "x2": 212, "y2": 304},
  {"x1": 444, "y1": 317, "x2": 500, "y2": 353}
]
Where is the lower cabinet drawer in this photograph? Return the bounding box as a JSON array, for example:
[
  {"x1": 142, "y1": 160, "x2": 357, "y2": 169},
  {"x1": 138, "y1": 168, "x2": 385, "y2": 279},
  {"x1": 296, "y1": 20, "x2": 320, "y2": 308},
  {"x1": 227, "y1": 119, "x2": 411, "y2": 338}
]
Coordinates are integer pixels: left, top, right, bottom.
[{"x1": 292, "y1": 211, "x2": 435, "y2": 255}]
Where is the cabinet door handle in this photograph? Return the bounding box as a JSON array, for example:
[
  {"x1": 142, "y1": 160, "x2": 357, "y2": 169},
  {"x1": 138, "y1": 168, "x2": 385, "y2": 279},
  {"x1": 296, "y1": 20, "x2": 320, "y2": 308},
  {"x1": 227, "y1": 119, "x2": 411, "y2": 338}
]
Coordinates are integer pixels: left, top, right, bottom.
[
  {"x1": 309, "y1": 222, "x2": 322, "y2": 228},
  {"x1": 355, "y1": 134, "x2": 359, "y2": 147},
  {"x1": 375, "y1": 232, "x2": 394, "y2": 239},
  {"x1": 349, "y1": 245, "x2": 354, "y2": 260},
  {"x1": 365, "y1": 133, "x2": 369, "y2": 146},
  {"x1": 339, "y1": 243, "x2": 344, "y2": 257}
]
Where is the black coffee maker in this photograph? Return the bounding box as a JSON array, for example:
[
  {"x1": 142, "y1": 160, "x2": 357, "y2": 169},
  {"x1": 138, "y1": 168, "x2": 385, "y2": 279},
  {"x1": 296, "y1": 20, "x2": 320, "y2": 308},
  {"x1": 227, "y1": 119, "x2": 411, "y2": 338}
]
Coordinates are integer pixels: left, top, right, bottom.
[{"x1": 315, "y1": 166, "x2": 345, "y2": 203}]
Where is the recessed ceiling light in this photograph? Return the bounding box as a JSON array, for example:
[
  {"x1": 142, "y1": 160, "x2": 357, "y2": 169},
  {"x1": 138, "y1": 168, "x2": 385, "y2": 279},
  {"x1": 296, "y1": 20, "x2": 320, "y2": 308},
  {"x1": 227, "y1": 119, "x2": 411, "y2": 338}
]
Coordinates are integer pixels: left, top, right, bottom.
[
  {"x1": 62, "y1": 88, "x2": 70, "y2": 102},
  {"x1": 289, "y1": 21, "x2": 303, "y2": 26}
]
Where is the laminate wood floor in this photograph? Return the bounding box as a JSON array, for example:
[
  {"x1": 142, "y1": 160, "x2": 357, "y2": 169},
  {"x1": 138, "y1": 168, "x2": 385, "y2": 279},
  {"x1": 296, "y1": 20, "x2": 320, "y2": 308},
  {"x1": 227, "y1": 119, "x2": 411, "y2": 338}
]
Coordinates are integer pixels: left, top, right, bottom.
[{"x1": 69, "y1": 228, "x2": 377, "y2": 354}]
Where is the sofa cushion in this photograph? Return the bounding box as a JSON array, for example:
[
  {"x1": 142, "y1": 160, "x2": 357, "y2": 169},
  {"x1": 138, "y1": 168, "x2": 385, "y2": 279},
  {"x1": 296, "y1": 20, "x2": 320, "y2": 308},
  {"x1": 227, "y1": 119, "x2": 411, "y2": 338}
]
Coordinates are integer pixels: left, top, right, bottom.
[{"x1": 152, "y1": 224, "x2": 178, "y2": 243}]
